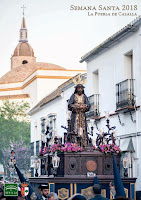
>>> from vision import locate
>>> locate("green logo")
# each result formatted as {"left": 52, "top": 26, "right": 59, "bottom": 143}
{"left": 4, "top": 183, "right": 18, "bottom": 196}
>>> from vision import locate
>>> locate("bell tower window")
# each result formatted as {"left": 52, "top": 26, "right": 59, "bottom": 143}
{"left": 22, "top": 60, "right": 28, "bottom": 64}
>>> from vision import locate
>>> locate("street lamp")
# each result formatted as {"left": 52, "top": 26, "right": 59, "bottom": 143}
{"left": 52, "top": 152, "right": 60, "bottom": 176}
{"left": 123, "top": 153, "right": 129, "bottom": 177}
{"left": 34, "top": 158, "right": 40, "bottom": 177}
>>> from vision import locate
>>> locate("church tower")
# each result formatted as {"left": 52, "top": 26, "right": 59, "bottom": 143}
{"left": 11, "top": 17, "right": 36, "bottom": 69}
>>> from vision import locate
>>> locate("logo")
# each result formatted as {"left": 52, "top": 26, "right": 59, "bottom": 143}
{"left": 21, "top": 183, "right": 29, "bottom": 196}
{"left": 4, "top": 183, "right": 18, "bottom": 196}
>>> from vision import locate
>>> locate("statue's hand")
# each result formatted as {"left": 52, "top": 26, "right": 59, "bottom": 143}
{"left": 80, "top": 104, "right": 88, "bottom": 110}
{"left": 75, "top": 103, "right": 80, "bottom": 107}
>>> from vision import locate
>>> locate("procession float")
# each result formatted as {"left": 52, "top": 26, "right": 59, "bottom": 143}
{"left": 29, "top": 76, "right": 136, "bottom": 200}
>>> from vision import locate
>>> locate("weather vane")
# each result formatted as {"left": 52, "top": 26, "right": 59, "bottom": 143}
{"left": 21, "top": 5, "right": 26, "bottom": 16}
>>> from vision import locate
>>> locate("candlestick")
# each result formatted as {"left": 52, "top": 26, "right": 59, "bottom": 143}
{"left": 67, "top": 111, "right": 71, "bottom": 120}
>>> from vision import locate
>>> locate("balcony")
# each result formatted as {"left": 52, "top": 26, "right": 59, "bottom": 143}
{"left": 86, "top": 94, "right": 100, "bottom": 118}
{"left": 116, "top": 79, "right": 135, "bottom": 110}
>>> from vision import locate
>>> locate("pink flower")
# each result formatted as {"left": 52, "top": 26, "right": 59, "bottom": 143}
{"left": 72, "top": 147, "right": 75, "bottom": 152}
{"left": 67, "top": 146, "right": 72, "bottom": 152}
{"left": 80, "top": 147, "right": 83, "bottom": 151}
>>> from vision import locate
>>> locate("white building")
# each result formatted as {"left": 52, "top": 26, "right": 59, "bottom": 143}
{"left": 0, "top": 17, "right": 85, "bottom": 108}
{"left": 80, "top": 16, "right": 141, "bottom": 191}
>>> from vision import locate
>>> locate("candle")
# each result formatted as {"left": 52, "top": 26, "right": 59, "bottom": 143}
{"left": 47, "top": 118, "right": 49, "bottom": 126}
{"left": 90, "top": 119, "right": 93, "bottom": 127}
{"left": 113, "top": 130, "right": 116, "bottom": 137}
{"left": 80, "top": 127, "right": 83, "bottom": 136}
{"left": 54, "top": 129, "right": 57, "bottom": 136}
{"left": 100, "top": 128, "right": 103, "bottom": 135}
{"left": 94, "top": 105, "right": 97, "bottom": 110}
{"left": 117, "top": 139, "right": 120, "bottom": 146}
{"left": 105, "top": 111, "right": 109, "bottom": 120}
{"left": 44, "top": 134, "right": 46, "bottom": 143}
{"left": 41, "top": 134, "right": 43, "bottom": 141}
{"left": 52, "top": 137, "right": 54, "bottom": 145}
{"left": 67, "top": 111, "right": 71, "bottom": 120}
{"left": 93, "top": 139, "right": 95, "bottom": 146}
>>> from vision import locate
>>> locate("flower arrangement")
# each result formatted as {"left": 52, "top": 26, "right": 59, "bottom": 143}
{"left": 98, "top": 143, "right": 121, "bottom": 154}
{"left": 39, "top": 142, "right": 120, "bottom": 156}
{"left": 39, "top": 142, "right": 83, "bottom": 156}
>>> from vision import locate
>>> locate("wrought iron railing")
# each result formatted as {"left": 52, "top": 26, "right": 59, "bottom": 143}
{"left": 86, "top": 94, "right": 100, "bottom": 118}
{"left": 116, "top": 79, "right": 135, "bottom": 109}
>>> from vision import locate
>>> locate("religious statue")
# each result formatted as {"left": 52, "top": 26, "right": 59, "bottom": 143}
{"left": 68, "top": 75, "right": 91, "bottom": 147}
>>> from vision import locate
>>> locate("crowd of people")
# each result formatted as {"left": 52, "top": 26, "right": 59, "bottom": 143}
{"left": 0, "top": 177, "right": 132, "bottom": 200}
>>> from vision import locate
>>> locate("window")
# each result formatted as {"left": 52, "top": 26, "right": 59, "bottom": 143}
{"left": 92, "top": 70, "right": 99, "bottom": 94}
{"left": 22, "top": 60, "right": 28, "bottom": 64}
{"left": 36, "top": 141, "right": 40, "bottom": 155}
{"left": 124, "top": 51, "right": 133, "bottom": 80}
{"left": 48, "top": 113, "right": 57, "bottom": 136}
{"left": 31, "top": 142, "right": 34, "bottom": 156}
{"left": 116, "top": 51, "right": 135, "bottom": 109}
{"left": 41, "top": 118, "right": 46, "bottom": 134}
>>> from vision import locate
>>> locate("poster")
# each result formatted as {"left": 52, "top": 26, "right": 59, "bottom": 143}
{"left": 0, "top": 0, "right": 141, "bottom": 196}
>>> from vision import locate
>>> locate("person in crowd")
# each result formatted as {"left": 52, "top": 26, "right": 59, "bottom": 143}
{"left": 113, "top": 198, "right": 132, "bottom": 200}
{"left": 47, "top": 192, "right": 58, "bottom": 200}
{"left": 38, "top": 184, "right": 49, "bottom": 200}
{"left": 68, "top": 193, "right": 86, "bottom": 200}
{"left": 89, "top": 184, "right": 109, "bottom": 200}
{"left": 0, "top": 187, "right": 5, "bottom": 200}
{"left": 0, "top": 177, "right": 4, "bottom": 188}
{"left": 14, "top": 178, "right": 18, "bottom": 183}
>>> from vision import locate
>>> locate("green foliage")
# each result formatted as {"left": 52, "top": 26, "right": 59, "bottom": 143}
{"left": 0, "top": 100, "right": 30, "bottom": 172}
{"left": 0, "top": 100, "right": 30, "bottom": 120}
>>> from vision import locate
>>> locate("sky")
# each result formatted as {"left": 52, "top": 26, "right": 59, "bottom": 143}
{"left": 0, "top": 0, "right": 141, "bottom": 77}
